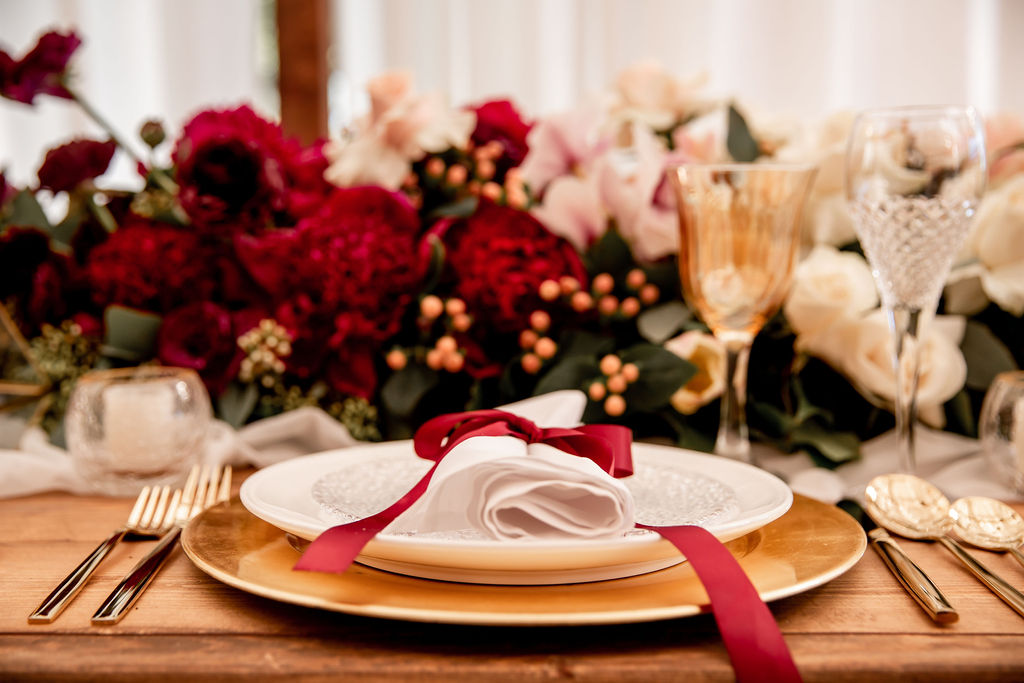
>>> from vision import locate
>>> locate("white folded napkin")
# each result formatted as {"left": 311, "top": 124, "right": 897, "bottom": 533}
{"left": 387, "top": 436, "right": 636, "bottom": 540}
{"left": 385, "top": 390, "right": 637, "bottom": 541}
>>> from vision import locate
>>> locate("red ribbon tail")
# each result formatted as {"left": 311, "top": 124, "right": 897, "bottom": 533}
{"left": 638, "top": 523, "right": 802, "bottom": 683}
{"left": 293, "top": 522, "right": 382, "bottom": 573}
{"left": 295, "top": 462, "right": 441, "bottom": 574}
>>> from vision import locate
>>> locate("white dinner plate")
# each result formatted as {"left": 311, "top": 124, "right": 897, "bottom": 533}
{"left": 240, "top": 441, "right": 792, "bottom": 585}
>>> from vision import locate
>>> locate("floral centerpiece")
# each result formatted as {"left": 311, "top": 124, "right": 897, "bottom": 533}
{"left": 1, "top": 30, "right": 1022, "bottom": 466}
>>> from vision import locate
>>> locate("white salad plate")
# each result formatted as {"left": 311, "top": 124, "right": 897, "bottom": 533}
{"left": 239, "top": 441, "right": 793, "bottom": 585}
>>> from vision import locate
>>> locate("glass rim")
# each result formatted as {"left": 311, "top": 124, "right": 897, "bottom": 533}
{"left": 852, "top": 104, "right": 981, "bottom": 120}
{"left": 670, "top": 162, "right": 818, "bottom": 173}
{"left": 75, "top": 366, "right": 201, "bottom": 384}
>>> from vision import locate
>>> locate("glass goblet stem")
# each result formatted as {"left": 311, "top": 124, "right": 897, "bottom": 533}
{"left": 888, "top": 306, "right": 923, "bottom": 474}
{"left": 715, "top": 341, "right": 753, "bottom": 464}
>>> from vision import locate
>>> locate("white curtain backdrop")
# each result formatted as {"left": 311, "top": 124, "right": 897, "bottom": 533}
{"left": 1, "top": 0, "right": 1022, "bottom": 187}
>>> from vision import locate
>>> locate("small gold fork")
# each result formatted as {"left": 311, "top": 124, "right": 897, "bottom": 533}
{"left": 29, "top": 484, "right": 180, "bottom": 623}
{"left": 91, "top": 464, "right": 232, "bottom": 624}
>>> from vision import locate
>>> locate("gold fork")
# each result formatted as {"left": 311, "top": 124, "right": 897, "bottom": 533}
{"left": 91, "top": 464, "right": 232, "bottom": 624}
{"left": 29, "top": 484, "right": 179, "bottom": 623}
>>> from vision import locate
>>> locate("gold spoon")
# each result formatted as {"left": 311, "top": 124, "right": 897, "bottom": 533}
{"left": 949, "top": 496, "right": 1024, "bottom": 569}
{"left": 865, "top": 473, "right": 1024, "bottom": 618}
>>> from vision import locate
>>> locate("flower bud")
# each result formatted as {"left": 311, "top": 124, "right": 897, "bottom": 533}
{"left": 139, "top": 119, "right": 166, "bottom": 148}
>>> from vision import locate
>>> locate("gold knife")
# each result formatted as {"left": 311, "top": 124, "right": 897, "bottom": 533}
{"left": 838, "top": 499, "right": 958, "bottom": 624}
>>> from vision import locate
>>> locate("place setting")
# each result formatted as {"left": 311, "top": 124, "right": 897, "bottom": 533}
{"left": 3, "top": 14, "right": 1024, "bottom": 682}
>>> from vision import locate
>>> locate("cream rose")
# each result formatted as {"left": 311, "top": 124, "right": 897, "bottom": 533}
{"left": 664, "top": 331, "right": 727, "bottom": 415}
{"left": 775, "top": 111, "right": 858, "bottom": 246}
{"left": 804, "top": 311, "right": 967, "bottom": 427}
{"left": 783, "top": 245, "right": 878, "bottom": 348}
{"left": 611, "top": 61, "right": 707, "bottom": 131}
{"left": 324, "top": 72, "right": 475, "bottom": 190}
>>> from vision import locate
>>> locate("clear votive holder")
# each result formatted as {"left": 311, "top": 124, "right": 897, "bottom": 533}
{"left": 65, "top": 367, "right": 212, "bottom": 496}
{"left": 979, "top": 371, "right": 1024, "bottom": 496}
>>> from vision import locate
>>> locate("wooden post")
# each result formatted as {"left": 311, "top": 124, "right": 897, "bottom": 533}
{"left": 275, "top": 0, "right": 330, "bottom": 143}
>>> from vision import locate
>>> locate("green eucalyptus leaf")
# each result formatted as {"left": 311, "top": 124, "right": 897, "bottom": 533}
{"left": 637, "top": 301, "right": 691, "bottom": 344}
{"left": 381, "top": 364, "right": 440, "bottom": 417}
{"left": 620, "top": 344, "right": 696, "bottom": 411}
{"left": 583, "top": 227, "right": 633, "bottom": 276}
{"left": 961, "top": 320, "right": 1018, "bottom": 390}
{"left": 534, "top": 356, "right": 600, "bottom": 396}
{"left": 944, "top": 389, "right": 977, "bottom": 438}
{"left": 7, "top": 189, "right": 52, "bottom": 232}
{"left": 428, "top": 196, "right": 478, "bottom": 220}
{"left": 101, "top": 306, "right": 163, "bottom": 361}
{"left": 727, "top": 104, "right": 760, "bottom": 163}
{"left": 791, "top": 420, "right": 860, "bottom": 465}
{"left": 217, "top": 382, "right": 259, "bottom": 429}
{"left": 557, "top": 330, "right": 616, "bottom": 359}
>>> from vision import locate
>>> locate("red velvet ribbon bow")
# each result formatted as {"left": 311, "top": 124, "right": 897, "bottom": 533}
{"left": 294, "top": 409, "right": 800, "bottom": 683}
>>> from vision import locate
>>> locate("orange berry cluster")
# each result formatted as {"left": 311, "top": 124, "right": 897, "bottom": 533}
{"left": 386, "top": 295, "right": 472, "bottom": 374}
{"left": 538, "top": 269, "right": 660, "bottom": 320}
{"left": 587, "top": 354, "right": 640, "bottom": 417}
{"left": 419, "top": 141, "right": 529, "bottom": 209}
{"left": 519, "top": 309, "right": 558, "bottom": 375}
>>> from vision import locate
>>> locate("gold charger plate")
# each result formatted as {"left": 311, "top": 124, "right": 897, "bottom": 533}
{"left": 181, "top": 494, "right": 865, "bottom": 626}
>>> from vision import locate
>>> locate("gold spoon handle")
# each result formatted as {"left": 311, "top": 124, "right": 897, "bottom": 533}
{"left": 1011, "top": 547, "right": 1024, "bottom": 570}
{"left": 936, "top": 536, "right": 1024, "bottom": 617}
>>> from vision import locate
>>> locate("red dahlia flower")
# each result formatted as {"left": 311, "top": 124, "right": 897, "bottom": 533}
{"left": 84, "top": 220, "right": 216, "bottom": 313}
{"left": 235, "top": 186, "right": 425, "bottom": 397}
{"left": 173, "top": 105, "right": 329, "bottom": 233}
{"left": 431, "top": 200, "right": 587, "bottom": 335}
{"left": 37, "top": 138, "right": 116, "bottom": 192}
{"left": 0, "top": 30, "right": 80, "bottom": 105}
{"left": 157, "top": 301, "right": 252, "bottom": 395}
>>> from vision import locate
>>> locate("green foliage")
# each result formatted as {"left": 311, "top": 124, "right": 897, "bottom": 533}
{"left": 961, "top": 320, "right": 1018, "bottom": 390}
{"left": 381, "top": 363, "right": 440, "bottom": 418}
{"left": 101, "top": 306, "right": 162, "bottom": 362}
{"left": 726, "top": 104, "right": 760, "bottom": 162}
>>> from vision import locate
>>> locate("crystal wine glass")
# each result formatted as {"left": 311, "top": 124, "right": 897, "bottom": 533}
{"left": 671, "top": 164, "right": 817, "bottom": 463}
{"left": 846, "top": 106, "right": 987, "bottom": 473}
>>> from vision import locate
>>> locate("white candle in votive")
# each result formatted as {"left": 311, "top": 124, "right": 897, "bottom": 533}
{"left": 102, "top": 382, "right": 177, "bottom": 472}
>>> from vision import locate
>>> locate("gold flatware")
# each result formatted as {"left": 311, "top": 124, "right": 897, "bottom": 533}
{"left": 91, "top": 464, "right": 231, "bottom": 624}
{"left": 838, "top": 499, "right": 957, "bottom": 623}
{"left": 29, "top": 484, "right": 178, "bottom": 623}
{"left": 866, "top": 473, "right": 1024, "bottom": 618}
{"left": 949, "top": 496, "right": 1024, "bottom": 569}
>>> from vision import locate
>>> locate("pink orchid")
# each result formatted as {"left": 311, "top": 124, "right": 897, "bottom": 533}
{"left": 518, "top": 102, "right": 611, "bottom": 196}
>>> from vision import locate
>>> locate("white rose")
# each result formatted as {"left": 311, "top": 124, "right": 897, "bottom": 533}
{"left": 805, "top": 311, "right": 967, "bottom": 427}
{"left": 611, "top": 61, "right": 707, "bottom": 130}
{"left": 955, "top": 174, "right": 1024, "bottom": 315}
{"left": 775, "top": 111, "right": 858, "bottom": 246}
{"left": 664, "top": 331, "right": 727, "bottom": 415}
{"left": 784, "top": 245, "right": 877, "bottom": 349}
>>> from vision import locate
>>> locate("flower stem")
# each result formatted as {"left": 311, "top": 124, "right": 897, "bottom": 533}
{"left": 62, "top": 81, "right": 179, "bottom": 195}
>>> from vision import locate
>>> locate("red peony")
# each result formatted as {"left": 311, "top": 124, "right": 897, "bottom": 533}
{"left": 172, "top": 105, "right": 329, "bottom": 233}
{"left": 0, "top": 227, "right": 80, "bottom": 331}
{"left": 37, "top": 138, "right": 116, "bottom": 192}
{"left": 84, "top": 219, "right": 216, "bottom": 313}
{"left": 470, "top": 99, "right": 532, "bottom": 168}
{"left": 0, "top": 30, "right": 80, "bottom": 104}
{"left": 157, "top": 301, "right": 246, "bottom": 395}
{"left": 431, "top": 200, "right": 587, "bottom": 335}
{"left": 236, "top": 186, "right": 426, "bottom": 397}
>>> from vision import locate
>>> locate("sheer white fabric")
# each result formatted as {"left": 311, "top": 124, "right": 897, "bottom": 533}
{"left": 1, "top": 0, "right": 1021, "bottom": 186}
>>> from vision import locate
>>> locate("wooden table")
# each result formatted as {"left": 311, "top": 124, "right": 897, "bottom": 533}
{"left": 3, "top": 472, "right": 1024, "bottom": 682}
